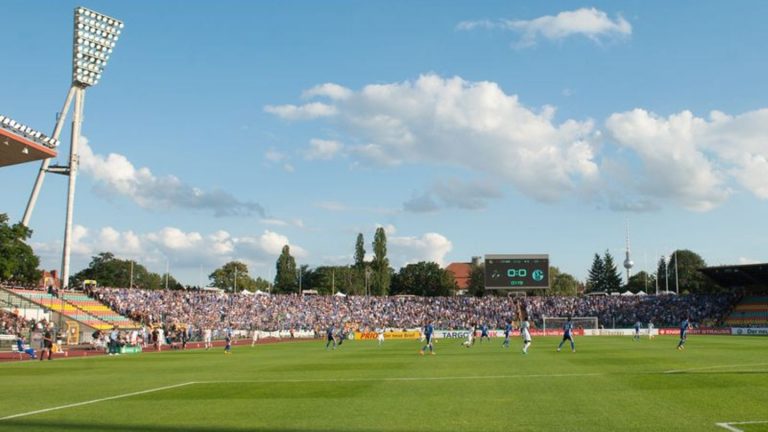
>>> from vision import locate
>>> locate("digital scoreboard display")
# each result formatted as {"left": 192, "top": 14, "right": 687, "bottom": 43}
{"left": 484, "top": 254, "right": 550, "bottom": 289}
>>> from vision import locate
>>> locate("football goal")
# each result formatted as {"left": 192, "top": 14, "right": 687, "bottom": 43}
{"left": 542, "top": 316, "right": 598, "bottom": 332}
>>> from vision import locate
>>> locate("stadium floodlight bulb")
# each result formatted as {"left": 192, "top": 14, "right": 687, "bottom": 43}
{"left": 72, "top": 6, "right": 123, "bottom": 88}
{"left": 0, "top": 113, "right": 60, "bottom": 149}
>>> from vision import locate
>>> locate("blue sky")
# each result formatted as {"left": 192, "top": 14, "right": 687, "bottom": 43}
{"left": 1, "top": 1, "right": 767, "bottom": 287}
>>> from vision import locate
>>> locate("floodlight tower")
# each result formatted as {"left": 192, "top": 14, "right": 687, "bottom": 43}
{"left": 22, "top": 7, "right": 124, "bottom": 288}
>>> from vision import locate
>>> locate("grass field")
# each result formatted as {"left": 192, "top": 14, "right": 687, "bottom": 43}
{"left": 0, "top": 335, "right": 766, "bottom": 432}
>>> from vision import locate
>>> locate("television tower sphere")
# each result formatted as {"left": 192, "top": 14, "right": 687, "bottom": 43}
{"left": 623, "top": 256, "right": 634, "bottom": 271}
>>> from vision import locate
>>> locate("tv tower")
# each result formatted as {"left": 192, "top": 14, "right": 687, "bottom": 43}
{"left": 623, "top": 224, "right": 634, "bottom": 284}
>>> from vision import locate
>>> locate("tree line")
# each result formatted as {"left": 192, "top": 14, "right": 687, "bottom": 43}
{"left": 0, "top": 212, "right": 727, "bottom": 295}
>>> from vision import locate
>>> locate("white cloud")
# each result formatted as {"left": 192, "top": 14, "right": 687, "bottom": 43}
{"left": 404, "top": 178, "right": 502, "bottom": 212}
{"left": 302, "top": 83, "right": 353, "bottom": 101}
{"left": 265, "top": 149, "right": 286, "bottom": 162}
{"left": 264, "top": 102, "right": 337, "bottom": 120}
{"left": 37, "top": 225, "right": 307, "bottom": 282}
{"left": 458, "top": 8, "right": 632, "bottom": 48}
{"left": 304, "top": 139, "right": 344, "bottom": 160}
{"left": 79, "top": 138, "right": 264, "bottom": 217}
{"left": 389, "top": 232, "right": 453, "bottom": 267}
{"left": 267, "top": 74, "right": 599, "bottom": 203}
{"left": 603, "top": 108, "right": 768, "bottom": 211}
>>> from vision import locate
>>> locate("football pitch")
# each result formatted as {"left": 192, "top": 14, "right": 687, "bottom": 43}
{"left": 1, "top": 336, "right": 766, "bottom": 432}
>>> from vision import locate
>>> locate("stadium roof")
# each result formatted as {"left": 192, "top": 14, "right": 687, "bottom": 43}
{"left": 700, "top": 263, "right": 768, "bottom": 289}
{"left": 0, "top": 119, "right": 57, "bottom": 168}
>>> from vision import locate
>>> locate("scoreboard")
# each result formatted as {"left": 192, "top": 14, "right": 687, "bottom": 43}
{"left": 484, "top": 254, "right": 549, "bottom": 289}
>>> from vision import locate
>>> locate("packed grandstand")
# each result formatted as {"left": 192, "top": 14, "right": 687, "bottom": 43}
{"left": 0, "top": 283, "right": 752, "bottom": 341}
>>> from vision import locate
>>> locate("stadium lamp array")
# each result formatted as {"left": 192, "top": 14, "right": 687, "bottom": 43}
{"left": 73, "top": 7, "right": 123, "bottom": 87}
{"left": 0, "top": 115, "right": 60, "bottom": 149}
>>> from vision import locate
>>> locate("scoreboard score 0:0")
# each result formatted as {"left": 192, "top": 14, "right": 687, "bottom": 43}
{"left": 484, "top": 254, "right": 550, "bottom": 289}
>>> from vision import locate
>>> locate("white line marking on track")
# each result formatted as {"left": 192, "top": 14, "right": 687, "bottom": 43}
{"left": 716, "top": 421, "right": 768, "bottom": 432}
{"left": 665, "top": 362, "right": 768, "bottom": 374}
{"left": 0, "top": 382, "right": 196, "bottom": 421}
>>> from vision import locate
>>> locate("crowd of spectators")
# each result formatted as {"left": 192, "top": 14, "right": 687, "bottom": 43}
{"left": 92, "top": 288, "right": 739, "bottom": 333}
{"left": 0, "top": 308, "right": 54, "bottom": 336}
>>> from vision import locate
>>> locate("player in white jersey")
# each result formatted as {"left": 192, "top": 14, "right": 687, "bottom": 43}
{"left": 463, "top": 324, "right": 475, "bottom": 347}
{"left": 647, "top": 322, "right": 655, "bottom": 340}
{"left": 377, "top": 328, "right": 385, "bottom": 346}
{"left": 204, "top": 328, "right": 212, "bottom": 350}
{"left": 251, "top": 329, "right": 260, "bottom": 347}
{"left": 521, "top": 320, "right": 532, "bottom": 354}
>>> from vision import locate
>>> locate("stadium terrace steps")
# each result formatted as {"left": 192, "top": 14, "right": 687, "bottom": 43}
{"left": 6, "top": 289, "right": 140, "bottom": 330}
{"left": 725, "top": 296, "right": 768, "bottom": 326}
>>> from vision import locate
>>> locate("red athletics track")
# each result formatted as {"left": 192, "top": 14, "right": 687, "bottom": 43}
{"left": 0, "top": 337, "right": 315, "bottom": 363}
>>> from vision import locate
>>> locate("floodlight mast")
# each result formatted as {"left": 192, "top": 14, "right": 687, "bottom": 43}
{"left": 21, "top": 7, "right": 123, "bottom": 289}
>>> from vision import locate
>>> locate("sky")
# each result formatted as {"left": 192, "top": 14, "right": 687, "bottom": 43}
{"left": 1, "top": 1, "right": 767, "bottom": 287}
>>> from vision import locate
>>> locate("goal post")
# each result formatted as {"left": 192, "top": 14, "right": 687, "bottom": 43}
{"left": 542, "top": 317, "right": 598, "bottom": 333}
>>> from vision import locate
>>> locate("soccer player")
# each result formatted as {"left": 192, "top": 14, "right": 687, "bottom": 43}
{"left": 648, "top": 321, "right": 655, "bottom": 340}
{"left": 203, "top": 328, "right": 212, "bottom": 350}
{"left": 633, "top": 320, "right": 642, "bottom": 341}
{"left": 376, "top": 328, "right": 385, "bottom": 346}
{"left": 224, "top": 326, "right": 233, "bottom": 354}
{"left": 419, "top": 321, "right": 435, "bottom": 355}
{"left": 502, "top": 320, "right": 513, "bottom": 348}
{"left": 480, "top": 323, "right": 490, "bottom": 343}
{"left": 463, "top": 324, "right": 475, "bottom": 347}
{"left": 676, "top": 317, "right": 690, "bottom": 350}
{"left": 557, "top": 317, "right": 576, "bottom": 352}
{"left": 325, "top": 324, "right": 336, "bottom": 350}
{"left": 251, "top": 329, "right": 260, "bottom": 347}
{"left": 521, "top": 320, "right": 532, "bottom": 354}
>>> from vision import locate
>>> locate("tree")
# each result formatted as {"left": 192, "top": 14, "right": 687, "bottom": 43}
{"left": 603, "top": 250, "right": 623, "bottom": 292}
{"left": 626, "top": 271, "right": 655, "bottom": 294}
{"left": 657, "top": 257, "right": 669, "bottom": 292}
{"left": 468, "top": 262, "right": 485, "bottom": 297}
{"left": 274, "top": 245, "right": 298, "bottom": 293}
{"left": 667, "top": 249, "right": 717, "bottom": 293}
{"left": 390, "top": 261, "right": 456, "bottom": 296}
{"left": 586, "top": 253, "right": 605, "bottom": 292}
{"left": 71, "top": 252, "right": 182, "bottom": 289}
{"left": 0, "top": 214, "right": 40, "bottom": 285}
{"left": 371, "top": 227, "right": 390, "bottom": 296}
{"left": 550, "top": 267, "right": 579, "bottom": 296}
{"left": 353, "top": 233, "right": 366, "bottom": 294}
{"left": 209, "top": 261, "right": 261, "bottom": 292}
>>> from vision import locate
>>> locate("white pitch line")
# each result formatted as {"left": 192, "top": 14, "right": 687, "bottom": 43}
{"left": 195, "top": 372, "right": 604, "bottom": 385}
{"left": 0, "top": 382, "right": 196, "bottom": 421}
{"left": 716, "top": 420, "right": 768, "bottom": 432}
{"left": 665, "top": 362, "right": 768, "bottom": 374}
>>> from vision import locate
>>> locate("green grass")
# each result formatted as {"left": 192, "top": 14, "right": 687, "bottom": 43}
{"left": 1, "top": 336, "right": 767, "bottom": 432}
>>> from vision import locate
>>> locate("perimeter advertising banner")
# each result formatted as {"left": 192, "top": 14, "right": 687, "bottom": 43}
{"left": 658, "top": 328, "right": 731, "bottom": 335}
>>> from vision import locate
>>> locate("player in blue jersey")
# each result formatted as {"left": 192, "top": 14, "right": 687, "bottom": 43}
{"left": 224, "top": 326, "right": 232, "bottom": 354}
{"left": 557, "top": 317, "right": 576, "bottom": 352}
{"left": 419, "top": 321, "right": 435, "bottom": 355}
{"left": 502, "top": 320, "right": 513, "bottom": 348}
{"left": 633, "top": 320, "right": 642, "bottom": 341}
{"left": 677, "top": 317, "right": 690, "bottom": 350}
{"left": 325, "top": 324, "right": 336, "bottom": 350}
{"left": 480, "top": 323, "right": 490, "bottom": 343}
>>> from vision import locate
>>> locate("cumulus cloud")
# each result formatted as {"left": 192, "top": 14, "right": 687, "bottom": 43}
{"left": 458, "top": 8, "right": 632, "bottom": 48}
{"left": 79, "top": 138, "right": 264, "bottom": 217}
{"left": 389, "top": 232, "right": 453, "bottom": 267}
{"left": 37, "top": 224, "right": 307, "bottom": 279}
{"left": 304, "top": 139, "right": 344, "bottom": 160}
{"left": 604, "top": 108, "right": 768, "bottom": 211}
{"left": 404, "top": 178, "right": 503, "bottom": 212}
{"left": 266, "top": 74, "right": 599, "bottom": 203}
{"left": 264, "top": 102, "right": 337, "bottom": 120}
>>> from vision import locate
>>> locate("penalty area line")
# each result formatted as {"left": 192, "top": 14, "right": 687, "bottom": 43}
{"left": 195, "top": 372, "right": 605, "bottom": 385}
{"left": 716, "top": 421, "right": 768, "bottom": 432}
{"left": 0, "top": 382, "right": 197, "bottom": 421}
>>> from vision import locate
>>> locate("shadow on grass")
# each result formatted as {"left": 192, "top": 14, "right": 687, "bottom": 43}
{"left": 0, "top": 420, "right": 380, "bottom": 432}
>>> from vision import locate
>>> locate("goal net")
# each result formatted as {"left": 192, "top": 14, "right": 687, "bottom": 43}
{"left": 542, "top": 317, "right": 598, "bottom": 332}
